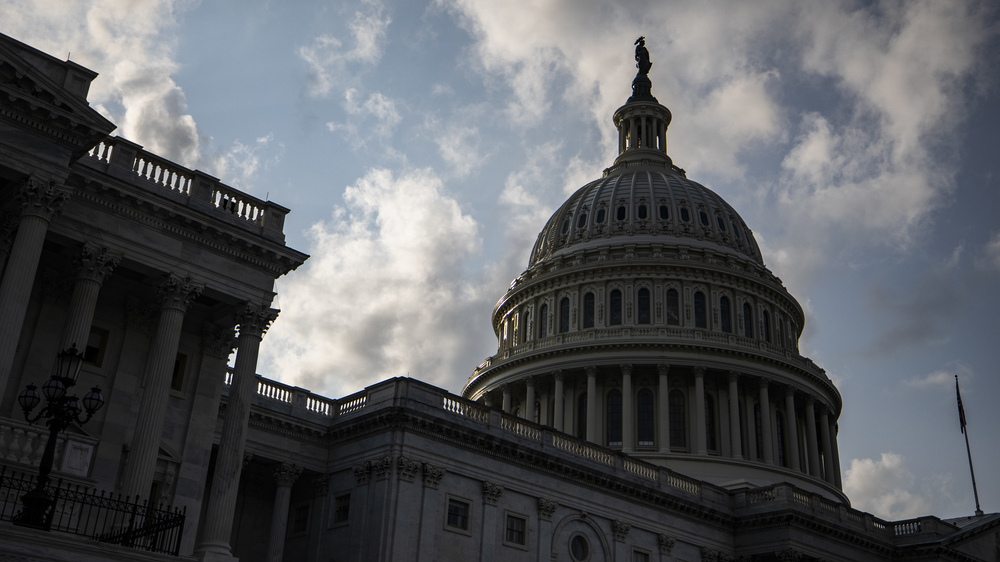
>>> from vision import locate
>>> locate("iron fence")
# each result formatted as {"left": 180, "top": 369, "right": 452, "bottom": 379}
{"left": 0, "top": 465, "right": 185, "bottom": 555}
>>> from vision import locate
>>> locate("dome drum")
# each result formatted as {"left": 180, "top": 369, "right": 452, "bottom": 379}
{"left": 613, "top": 102, "right": 673, "bottom": 166}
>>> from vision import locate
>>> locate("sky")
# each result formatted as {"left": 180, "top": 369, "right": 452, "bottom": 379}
{"left": 2, "top": 0, "right": 998, "bottom": 522}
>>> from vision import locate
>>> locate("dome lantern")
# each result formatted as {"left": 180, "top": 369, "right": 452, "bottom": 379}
{"left": 608, "top": 37, "right": 674, "bottom": 175}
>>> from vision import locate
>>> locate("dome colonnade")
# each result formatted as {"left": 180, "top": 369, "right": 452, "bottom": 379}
{"left": 464, "top": 39, "right": 845, "bottom": 502}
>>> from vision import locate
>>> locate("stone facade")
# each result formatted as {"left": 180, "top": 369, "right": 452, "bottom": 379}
{"left": 0, "top": 31, "right": 997, "bottom": 562}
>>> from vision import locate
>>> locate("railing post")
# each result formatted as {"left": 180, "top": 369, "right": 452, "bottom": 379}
{"left": 189, "top": 170, "right": 220, "bottom": 213}
{"left": 262, "top": 201, "right": 289, "bottom": 242}
{"left": 107, "top": 137, "right": 142, "bottom": 180}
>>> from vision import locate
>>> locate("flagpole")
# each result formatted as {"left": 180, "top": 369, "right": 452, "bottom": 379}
{"left": 956, "top": 375, "right": 983, "bottom": 516}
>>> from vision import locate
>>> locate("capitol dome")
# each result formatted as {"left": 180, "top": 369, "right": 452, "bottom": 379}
{"left": 464, "top": 39, "right": 847, "bottom": 503}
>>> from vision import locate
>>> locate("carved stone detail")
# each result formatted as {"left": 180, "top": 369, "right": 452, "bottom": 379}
{"left": 158, "top": 273, "right": 203, "bottom": 312}
{"left": 482, "top": 481, "right": 504, "bottom": 506}
{"left": 273, "top": 462, "right": 302, "bottom": 487}
{"left": 17, "top": 177, "right": 70, "bottom": 221}
{"left": 702, "top": 547, "right": 720, "bottom": 562}
{"left": 775, "top": 549, "right": 801, "bottom": 562}
{"left": 371, "top": 455, "right": 393, "bottom": 480}
{"left": 311, "top": 474, "right": 330, "bottom": 497}
{"left": 658, "top": 534, "right": 676, "bottom": 554}
{"left": 422, "top": 462, "right": 444, "bottom": 489}
{"left": 235, "top": 301, "right": 278, "bottom": 339}
{"left": 613, "top": 519, "right": 631, "bottom": 542}
{"left": 202, "top": 322, "right": 237, "bottom": 358}
{"left": 0, "top": 214, "right": 19, "bottom": 254}
{"left": 398, "top": 456, "right": 420, "bottom": 482}
{"left": 353, "top": 461, "right": 372, "bottom": 485}
{"left": 538, "top": 497, "right": 557, "bottom": 521}
{"left": 74, "top": 243, "right": 120, "bottom": 284}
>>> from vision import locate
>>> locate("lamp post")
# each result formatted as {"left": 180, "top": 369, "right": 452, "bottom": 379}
{"left": 14, "top": 344, "right": 105, "bottom": 529}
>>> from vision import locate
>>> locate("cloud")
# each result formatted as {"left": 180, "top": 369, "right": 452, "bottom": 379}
{"left": 844, "top": 453, "right": 932, "bottom": 520}
{"left": 863, "top": 269, "right": 960, "bottom": 355}
{"left": 209, "top": 134, "right": 281, "bottom": 194}
{"left": 297, "top": 0, "right": 390, "bottom": 98}
{"left": 326, "top": 89, "right": 403, "bottom": 145}
{"left": 428, "top": 112, "right": 487, "bottom": 178}
{"left": 905, "top": 360, "right": 972, "bottom": 388}
{"left": 975, "top": 232, "right": 1000, "bottom": 271}
{"left": 260, "top": 167, "right": 495, "bottom": 397}
{"left": 1, "top": 0, "right": 202, "bottom": 165}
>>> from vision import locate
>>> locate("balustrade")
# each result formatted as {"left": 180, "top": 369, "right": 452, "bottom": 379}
{"left": 0, "top": 418, "right": 96, "bottom": 477}
{"left": 622, "top": 457, "right": 658, "bottom": 481}
{"left": 499, "top": 414, "right": 542, "bottom": 441}
{"left": 666, "top": 472, "right": 701, "bottom": 495}
{"left": 442, "top": 395, "right": 488, "bottom": 423}
{"left": 338, "top": 392, "right": 367, "bottom": 415}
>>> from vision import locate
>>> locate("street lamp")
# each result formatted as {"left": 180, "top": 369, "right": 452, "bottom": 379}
{"left": 14, "top": 344, "right": 104, "bottom": 529}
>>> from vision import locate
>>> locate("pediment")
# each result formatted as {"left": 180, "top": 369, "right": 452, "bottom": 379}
{"left": 0, "top": 32, "right": 116, "bottom": 160}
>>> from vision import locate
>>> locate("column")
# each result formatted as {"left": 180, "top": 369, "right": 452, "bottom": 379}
{"left": 758, "top": 378, "right": 774, "bottom": 464}
{"left": 60, "top": 244, "right": 121, "bottom": 351}
{"left": 585, "top": 366, "right": 597, "bottom": 443}
{"left": 0, "top": 214, "right": 18, "bottom": 278}
{"left": 553, "top": 371, "right": 564, "bottom": 432}
{"left": 197, "top": 302, "right": 278, "bottom": 560}
{"left": 727, "top": 372, "right": 742, "bottom": 459}
{"left": 502, "top": 384, "right": 512, "bottom": 414}
{"left": 266, "top": 463, "right": 302, "bottom": 562}
{"left": 524, "top": 376, "right": 535, "bottom": 422}
{"left": 119, "top": 274, "right": 203, "bottom": 500}
{"left": 831, "top": 421, "right": 843, "bottom": 489}
{"left": 694, "top": 367, "right": 707, "bottom": 455}
{"left": 745, "top": 390, "right": 758, "bottom": 460}
{"left": 819, "top": 405, "right": 835, "bottom": 485}
{"left": 621, "top": 365, "right": 633, "bottom": 453}
{"left": 657, "top": 364, "right": 670, "bottom": 453}
{"left": 784, "top": 387, "right": 801, "bottom": 471}
{"left": 0, "top": 178, "right": 69, "bottom": 401}
{"left": 804, "top": 397, "right": 820, "bottom": 477}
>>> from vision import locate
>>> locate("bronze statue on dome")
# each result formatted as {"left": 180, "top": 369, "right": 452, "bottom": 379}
{"left": 628, "top": 36, "right": 658, "bottom": 103}
{"left": 635, "top": 36, "right": 651, "bottom": 76}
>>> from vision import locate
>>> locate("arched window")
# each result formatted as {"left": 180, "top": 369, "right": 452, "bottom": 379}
{"left": 717, "top": 216, "right": 727, "bottom": 231}
{"left": 743, "top": 303, "right": 753, "bottom": 338}
{"left": 561, "top": 219, "right": 570, "bottom": 234}
{"left": 776, "top": 411, "right": 786, "bottom": 467}
{"left": 699, "top": 211, "right": 709, "bottom": 226}
{"left": 659, "top": 205, "right": 669, "bottom": 220}
{"left": 637, "top": 205, "right": 648, "bottom": 220}
{"left": 705, "top": 395, "right": 717, "bottom": 451}
{"left": 694, "top": 291, "right": 707, "bottom": 328}
{"left": 539, "top": 304, "right": 548, "bottom": 338}
{"left": 583, "top": 293, "right": 595, "bottom": 328}
{"left": 577, "top": 213, "right": 587, "bottom": 228}
{"left": 763, "top": 310, "right": 771, "bottom": 343}
{"left": 638, "top": 389, "right": 655, "bottom": 446}
{"left": 610, "top": 289, "right": 622, "bottom": 325}
{"left": 754, "top": 403, "right": 764, "bottom": 460}
{"left": 680, "top": 207, "right": 690, "bottom": 222}
{"left": 607, "top": 390, "right": 622, "bottom": 446}
{"left": 559, "top": 297, "right": 570, "bottom": 333}
{"left": 720, "top": 296, "right": 732, "bottom": 333}
{"left": 666, "top": 289, "right": 679, "bottom": 325}
{"left": 577, "top": 393, "right": 588, "bottom": 440}
{"left": 596, "top": 208, "right": 606, "bottom": 223}
{"left": 637, "top": 288, "right": 651, "bottom": 324}
{"left": 616, "top": 206, "right": 626, "bottom": 221}
{"left": 669, "top": 390, "right": 687, "bottom": 449}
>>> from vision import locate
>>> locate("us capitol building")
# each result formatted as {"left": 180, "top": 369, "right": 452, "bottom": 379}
{"left": 0, "top": 32, "right": 995, "bottom": 562}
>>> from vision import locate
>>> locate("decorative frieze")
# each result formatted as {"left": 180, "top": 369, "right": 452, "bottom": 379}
{"left": 775, "top": 549, "right": 802, "bottom": 562}
{"left": 482, "top": 481, "right": 504, "bottom": 506}
{"left": 538, "top": 497, "right": 557, "bottom": 521}
{"left": 372, "top": 455, "right": 393, "bottom": 480}
{"left": 612, "top": 519, "right": 631, "bottom": 542}
{"left": 658, "top": 534, "right": 676, "bottom": 554}
{"left": 398, "top": 456, "right": 420, "bottom": 482}
{"left": 353, "top": 461, "right": 372, "bottom": 485}
{"left": 422, "top": 462, "right": 444, "bottom": 489}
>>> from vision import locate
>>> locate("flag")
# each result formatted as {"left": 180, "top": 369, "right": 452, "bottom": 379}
{"left": 956, "top": 375, "right": 967, "bottom": 434}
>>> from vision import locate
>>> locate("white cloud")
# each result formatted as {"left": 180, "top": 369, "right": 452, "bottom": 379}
{"left": 260, "top": 167, "right": 494, "bottom": 397}
{"left": 1, "top": 0, "right": 202, "bottom": 165}
{"left": 297, "top": 0, "right": 390, "bottom": 98}
{"left": 326, "top": 89, "right": 402, "bottom": 144}
{"left": 976, "top": 232, "right": 1000, "bottom": 271}
{"left": 209, "top": 134, "right": 281, "bottom": 194}
{"left": 905, "top": 360, "right": 972, "bottom": 389}
{"left": 844, "top": 453, "right": 932, "bottom": 520}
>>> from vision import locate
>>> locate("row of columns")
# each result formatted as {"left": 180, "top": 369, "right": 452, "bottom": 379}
{"left": 0, "top": 177, "right": 282, "bottom": 560}
{"left": 497, "top": 365, "right": 843, "bottom": 488}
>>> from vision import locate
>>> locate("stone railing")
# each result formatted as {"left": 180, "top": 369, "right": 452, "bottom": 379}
{"left": 223, "top": 371, "right": 341, "bottom": 417}
{"left": 0, "top": 417, "right": 99, "bottom": 478}
{"left": 81, "top": 135, "right": 289, "bottom": 239}
{"left": 499, "top": 413, "right": 543, "bottom": 441}
{"left": 551, "top": 433, "right": 615, "bottom": 466}
{"left": 442, "top": 395, "right": 489, "bottom": 424}
{"left": 622, "top": 456, "right": 659, "bottom": 481}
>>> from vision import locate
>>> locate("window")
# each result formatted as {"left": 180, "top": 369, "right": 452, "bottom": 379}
{"left": 669, "top": 390, "right": 686, "bottom": 448}
{"left": 637, "top": 288, "right": 650, "bottom": 324}
{"left": 638, "top": 389, "right": 654, "bottom": 446}
{"left": 637, "top": 204, "right": 647, "bottom": 219}
{"left": 170, "top": 354, "right": 187, "bottom": 392}
{"left": 583, "top": 293, "right": 595, "bottom": 328}
{"left": 699, "top": 211, "right": 709, "bottom": 226}
{"left": 743, "top": 303, "right": 753, "bottom": 338}
{"left": 539, "top": 304, "right": 548, "bottom": 338}
{"left": 577, "top": 213, "right": 587, "bottom": 228}
{"left": 694, "top": 291, "right": 707, "bottom": 328}
{"left": 731, "top": 221, "right": 741, "bottom": 238}
{"left": 596, "top": 208, "right": 606, "bottom": 223}
{"left": 333, "top": 494, "right": 350, "bottom": 525}
{"left": 616, "top": 206, "right": 626, "bottom": 221}
{"left": 717, "top": 216, "right": 727, "bottom": 231}
{"left": 561, "top": 219, "right": 570, "bottom": 234}
{"left": 522, "top": 311, "right": 530, "bottom": 343}
{"left": 659, "top": 205, "right": 669, "bottom": 220}
{"left": 534, "top": 401, "right": 540, "bottom": 424}
{"left": 505, "top": 514, "right": 526, "bottom": 545}
{"left": 83, "top": 327, "right": 109, "bottom": 367}
{"left": 666, "top": 289, "right": 679, "bottom": 325}
{"left": 577, "top": 393, "right": 588, "bottom": 439}
{"left": 570, "top": 535, "right": 589, "bottom": 561}
{"left": 776, "top": 411, "right": 786, "bottom": 467}
{"left": 680, "top": 207, "right": 690, "bottom": 222}
{"left": 754, "top": 403, "right": 764, "bottom": 460}
{"left": 763, "top": 310, "right": 771, "bottom": 343}
{"left": 705, "top": 396, "right": 717, "bottom": 451}
{"left": 291, "top": 504, "right": 309, "bottom": 534}
{"left": 609, "top": 289, "right": 622, "bottom": 325}
{"left": 634, "top": 551, "right": 651, "bottom": 562}
{"left": 447, "top": 498, "right": 470, "bottom": 530}
{"left": 607, "top": 390, "right": 622, "bottom": 446}
{"left": 559, "top": 297, "right": 570, "bottom": 334}
{"left": 720, "top": 297, "right": 731, "bottom": 333}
